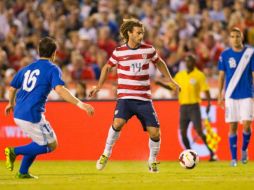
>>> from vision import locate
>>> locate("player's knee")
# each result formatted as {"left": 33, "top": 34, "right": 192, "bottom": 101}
{"left": 149, "top": 130, "right": 160, "bottom": 141}
{"left": 229, "top": 128, "right": 237, "bottom": 135}
{"left": 114, "top": 125, "right": 123, "bottom": 131}
{"left": 242, "top": 122, "right": 251, "bottom": 133}
{"left": 243, "top": 127, "right": 251, "bottom": 133}
{"left": 112, "top": 120, "right": 125, "bottom": 131}
{"left": 112, "top": 124, "right": 122, "bottom": 131}
{"left": 48, "top": 141, "right": 58, "bottom": 151}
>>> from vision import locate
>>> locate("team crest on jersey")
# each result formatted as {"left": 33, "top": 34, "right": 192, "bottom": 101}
{"left": 142, "top": 54, "right": 147, "bottom": 59}
{"left": 228, "top": 57, "right": 236, "bottom": 68}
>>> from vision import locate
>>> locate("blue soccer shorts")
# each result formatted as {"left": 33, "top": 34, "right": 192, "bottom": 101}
{"left": 113, "top": 99, "right": 160, "bottom": 131}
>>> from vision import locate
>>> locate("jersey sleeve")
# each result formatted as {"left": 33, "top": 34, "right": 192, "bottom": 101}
{"left": 10, "top": 70, "right": 23, "bottom": 89}
{"left": 218, "top": 53, "right": 225, "bottom": 71}
{"left": 150, "top": 46, "right": 160, "bottom": 64}
{"left": 108, "top": 50, "right": 118, "bottom": 67}
{"left": 49, "top": 66, "right": 65, "bottom": 89}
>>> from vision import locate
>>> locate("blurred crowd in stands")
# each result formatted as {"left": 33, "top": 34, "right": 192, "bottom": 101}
{"left": 1, "top": 0, "right": 254, "bottom": 100}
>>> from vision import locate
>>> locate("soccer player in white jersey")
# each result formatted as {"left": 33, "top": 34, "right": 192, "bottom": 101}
{"left": 4, "top": 37, "right": 94, "bottom": 178}
{"left": 218, "top": 27, "right": 254, "bottom": 167}
{"left": 89, "top": 19, "right": 180, "bottom": 172}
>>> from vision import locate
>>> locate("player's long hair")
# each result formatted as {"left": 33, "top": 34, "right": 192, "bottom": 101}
{"left": 120, "top": 18, "right": 144, "bottom": 43}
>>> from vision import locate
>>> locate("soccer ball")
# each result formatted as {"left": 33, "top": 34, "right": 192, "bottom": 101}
{"left": 179, "top": 149, "right": 199, "bottom": 169}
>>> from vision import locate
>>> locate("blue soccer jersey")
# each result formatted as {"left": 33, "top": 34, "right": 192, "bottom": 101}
{"left": 218, "top": 46, "right": 254, "bottom": 99}
{"left": 11, "top": 59, "right": 65, "bottom": 123}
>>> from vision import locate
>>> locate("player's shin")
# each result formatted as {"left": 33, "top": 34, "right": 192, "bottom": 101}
{"left": 14, "top": 142, "right": 51, "bottom": 156}
{"left": 103, "top": 126, "right": 120, "bottom": 157}
{"left": 19, "top": 155, "right": 36, "bottom": 174}
{"left": 242, "top": 131, "right": 251, "bottom": 151}
{"left": 148, "top": 138, "right": 161, "bottom": 163}
{"left": 229, "top": 134, "right": 237, "bottom": 160}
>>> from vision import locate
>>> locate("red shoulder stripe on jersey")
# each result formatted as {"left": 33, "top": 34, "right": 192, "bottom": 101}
{"left": 118, "top": 73, "right": 149, "bottom": 80}
{"left": 117, "top": 93, "right": 151, "bottom": 99}
{"left": 118, "top": 84, "right": 150, "bottom": 91}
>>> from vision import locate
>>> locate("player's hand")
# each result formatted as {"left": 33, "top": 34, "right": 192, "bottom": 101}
{"left": 169, "top": 82, "right": 181, "bottom": 94}
{"left": 217, "top": 93, "right": 224, "bottom": 109}
{"left": 77, "top": 102, "right": 95, "bottom": 116}
{"left": 175, "top": 84, "right": 181, "bottom": 93}
{"left": 5, "top": 103, "right": 14, "bottom": 116}
{"left": 88, "top": 86, "right": 100, "bottom": 98}
{"left": 83, "top": 103, "right": 95, "bottom": 116}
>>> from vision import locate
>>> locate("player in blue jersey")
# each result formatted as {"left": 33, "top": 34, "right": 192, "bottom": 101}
{"left": 4, "top": 37, "right": 94, "bottom": 178}
{"left": 218, "top": 27, "right": 254, "bottom": 167}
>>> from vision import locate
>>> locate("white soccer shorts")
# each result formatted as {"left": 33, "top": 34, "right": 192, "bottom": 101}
{"left": 225, "top": 98, "right": 253, "bottom": 123}
{"left": 14, "top": 115, "right": 57, "bottom": 146}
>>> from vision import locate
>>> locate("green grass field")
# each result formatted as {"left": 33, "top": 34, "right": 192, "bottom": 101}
{"left": 0, "top": 161, "right": 254, "bottom": 190}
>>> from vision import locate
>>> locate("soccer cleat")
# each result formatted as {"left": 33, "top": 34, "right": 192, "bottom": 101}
{"left": 4, "top": 147, "right": 16, "bottom": 171}
{"left": 241, "top": 150, "right": 248, "bottom": 164}
{"left": 16, "top": 172, "right": 38, "bottom": 179}
{"left": 96, "top": 154, "right": 108, "bottom": 170}
{"left": 148, "top": 161, "right": 160, "bottom": 173}
{"left": 230, "top": 159, "right": 237, "bottom": 167}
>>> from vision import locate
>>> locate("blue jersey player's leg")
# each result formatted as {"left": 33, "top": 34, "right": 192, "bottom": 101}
{"left": 240, "top": 98, "right": 253, "bottom": 164}
{"left": 5, "top": 117, "right": 57, "bottom": 178}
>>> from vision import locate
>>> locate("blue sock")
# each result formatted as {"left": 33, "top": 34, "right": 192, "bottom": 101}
{"left": 19, "top": 155, "right": 36, "bottom": 174}
{"left": 229, "top": 135, "right": 237, "bottom": 160}
{"left": 14, "top": 142, "right": 51, "bottom": 156}
{"left": 242, "top": 132, "right": 251, "bottom": 151}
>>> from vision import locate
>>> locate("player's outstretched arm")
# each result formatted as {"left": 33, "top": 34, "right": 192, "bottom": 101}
{"left": 156, "top": 58, "right": 181, "bottom": 93}
{"left": 55, "top": 85, "right": 94, "bottom": 116}
{"left": 89, "top": 63, "right": 112, "bottom": 98}
{"left": 5, "top": 87, "right": 17, "bottom": 116}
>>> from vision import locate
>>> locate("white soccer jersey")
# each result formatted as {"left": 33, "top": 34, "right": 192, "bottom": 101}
{"left": 108, "top": 43, "right": 159, "bottom": 101}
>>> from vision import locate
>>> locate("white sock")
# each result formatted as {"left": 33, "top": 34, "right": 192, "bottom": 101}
{"left": 103, "top": 126, "right": 120, "bottom": 157}
{"left": 148, "top": 138, "right": 161, "bottom": 163}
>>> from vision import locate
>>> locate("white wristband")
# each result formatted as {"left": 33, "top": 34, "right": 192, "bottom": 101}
{"left": 76, "top": 101, "right": 83, "bottom": 109}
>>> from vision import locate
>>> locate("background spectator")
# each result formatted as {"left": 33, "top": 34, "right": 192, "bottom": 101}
{"left": 0, "top": 0, "right": 253, "bottom": 100}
